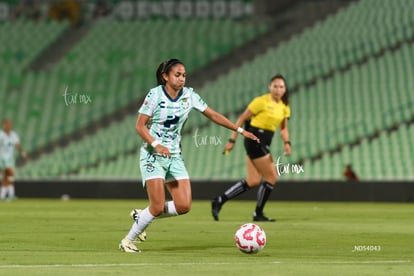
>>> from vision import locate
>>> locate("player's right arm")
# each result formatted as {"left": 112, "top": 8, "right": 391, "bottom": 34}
{"left": 225, "top": 108, "right": 254, "bottom": 153}
{"left": 16, "top": 143, "right": 28, "bottom": 160}
{"left": 136, "top": 114, "right": 171, "bottom": 157}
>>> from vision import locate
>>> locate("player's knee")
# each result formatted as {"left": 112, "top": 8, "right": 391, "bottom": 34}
{"left": 264, "top": 177, "right": 277, "bottom": 185}
{"left": 3, "top": 169, "right": 14, "bottom": 184}
{"left": 246, "top": 179, "right": 261, "bottom": 188}
{"left": 5, "top": 168, "right": 14, "bottom": 176}
{"left": 149, "top": 203, "right": 165, "bottom": 217}
{"left": 175, "top": 202, "right": 191, "bottom": 215}
{"left": 264, "top": 171, "right": 278, "bottom": 185}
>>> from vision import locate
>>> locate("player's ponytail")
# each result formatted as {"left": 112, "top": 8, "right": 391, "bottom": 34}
{"left": 156, "top": 62, "right": 166, "bottom": 85}
{"left": 270, "top": 74, "right": 289, "bottom": 106}
{"left": 155, "top": 58, "right": 184, "bottom": 86}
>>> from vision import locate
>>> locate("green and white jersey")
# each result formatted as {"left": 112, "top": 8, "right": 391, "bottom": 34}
{"left": 138, "top": 85, "right": 208, "bottom": 156}
{"left": 0, "top": 130, "right": 19, "bottom": 160}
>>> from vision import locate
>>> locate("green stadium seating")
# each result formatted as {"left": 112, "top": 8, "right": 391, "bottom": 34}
{"left": 16, "top": 0, "right": 414, "bottom": 180}
{"left": 1, "top": 18, "right": 267, "bottom": 153}
{"left": 195, "top": 0, "right": 414, "bottom": 119}
{"left": 0, "top": 20, "right": 68, "bottom": 71}
{"left": 291, "top": 124, "right": 414, "bottom": 180}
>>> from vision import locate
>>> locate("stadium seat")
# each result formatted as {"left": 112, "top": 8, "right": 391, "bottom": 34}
{"left": 2, "top": 18, "right": 267, "bottom": 155}
{"left": 16, "top": 0, "right": 414, "bottom": 180}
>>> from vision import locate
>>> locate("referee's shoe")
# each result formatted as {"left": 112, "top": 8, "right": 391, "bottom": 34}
{"left": 211, "top": 198, "right": 222, "bottom": 221}
{"left": 253, "top": 212, "right": 276, "bottom": 222}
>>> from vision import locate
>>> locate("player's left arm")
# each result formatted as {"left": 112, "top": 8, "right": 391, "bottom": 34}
{"left": 15, "top": 143, "right": 28, "bottom": 160}
{"left": 202, "top": 107, "right": 259, "bottom": 142}
{"left": 280, "top": 118, "right": 291, "bottom": 156}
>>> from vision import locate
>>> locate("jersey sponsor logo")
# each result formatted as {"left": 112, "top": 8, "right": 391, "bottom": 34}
{"left": 157, "top": 132, "right": 178, "bottom": 141}
{"left": 158, "top": 100, "right": 181, "bottom": 109}
{"left": 154, "top": 129, "right": 179, "bottom": 141}
{"left": 164, "top": 115, "right": 180, "bottom": 128}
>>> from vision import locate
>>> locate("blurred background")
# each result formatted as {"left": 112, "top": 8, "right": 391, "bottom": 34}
{"left": 1, "top": 0, "right": 413, "bottom": 199}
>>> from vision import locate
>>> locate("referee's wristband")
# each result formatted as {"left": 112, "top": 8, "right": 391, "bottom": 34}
{"left": 228, "top": 138, "right": 236, "bottom": 144}
{"left": 151, "top": 140, "right": 160, "bottom": 148}
{"left": 237, "top": 127, "right": 244, "bottom": 134}
{"left": 284, "top": 141, "right": 291, "bottom": 146}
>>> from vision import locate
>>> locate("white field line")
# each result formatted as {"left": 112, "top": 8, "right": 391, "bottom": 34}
{"left": 0, "top": 260, "right": 411, "bottom": 269}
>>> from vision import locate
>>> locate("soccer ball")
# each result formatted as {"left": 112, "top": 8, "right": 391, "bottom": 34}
{"left": 234, "top": 223, "right": 266, "bottom": 254}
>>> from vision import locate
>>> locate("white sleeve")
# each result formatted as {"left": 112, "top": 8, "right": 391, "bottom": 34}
{"left": 191, "top": 90, "right": 208, "bottom": 112}
{"left": 138, "top": 89, "right": 158, "bottom": 116}
{"left": 13, "top": 132, "right": 20, "bottom": 145}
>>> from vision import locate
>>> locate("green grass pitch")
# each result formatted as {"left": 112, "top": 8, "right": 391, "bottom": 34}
{"left": 0, "top": 199, "right": 413, "bottom": 275}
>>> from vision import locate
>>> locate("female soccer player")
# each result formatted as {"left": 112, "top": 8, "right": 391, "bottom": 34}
{"left": 0, "top": 119, "right": 28, "bottom": 201}
{"left": 211, "top": 74, "right": 291, "bottom": 222}
{"left": 119, "top": 59, "right": 259, "bottom": 252}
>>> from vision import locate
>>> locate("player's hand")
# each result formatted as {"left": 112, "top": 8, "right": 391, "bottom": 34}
{"left": 225, "top": 142, "right": 235, "bottom": 152}
{"left": 242, "top": 130, "right": 260, "bottom": 143}
{"left": 154, "top": 144, "right": 171, "bottom": 158}
{"left": 223, "top": 142, "right": 235, "bottom": 155}
{"left": 283, "top": 143, "right": 291, "bottom": 156}
{"left": 22, "top": 152, "right": 29, "bottom": 161}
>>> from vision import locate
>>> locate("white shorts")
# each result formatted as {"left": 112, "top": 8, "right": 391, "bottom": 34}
{"left": 0, "top": 156, "right": 15, "bottom": 170}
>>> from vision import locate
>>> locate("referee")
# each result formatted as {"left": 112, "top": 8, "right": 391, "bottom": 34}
{"left": 212, "top": 74, "right": 291, "bottom": 222}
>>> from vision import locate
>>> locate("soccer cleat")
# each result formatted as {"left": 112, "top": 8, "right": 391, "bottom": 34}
{"left": 211, "top": 198, "right": 222, "bottom": 221}
{"left": 130, "top": 209, "right": 141, "bottom": 221}
{"left": 119, "top": 238, "right": 141, "bottom": 253}
{"left": 253, "top": 212, "right": 276, "bottom": 222}
{"left": 129, "top": 209, "right": 147, "bottom": 242}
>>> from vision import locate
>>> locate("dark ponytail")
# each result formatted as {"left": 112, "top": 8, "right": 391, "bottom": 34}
{"left": 155, "top": 58, "right": 184, "bottom": 86}
{"left": 270, "top": 74, "right": 289, "bottom": 106}
{"left": 156, "top": 62, "right": 166, "bottom": 86}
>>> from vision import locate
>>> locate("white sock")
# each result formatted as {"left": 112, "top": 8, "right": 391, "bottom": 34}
{"left": 8, "top": 186, "right": 15, "bottom": 198}
{"left": 0, "top": 187, "right": 7, "bottom": 199}
{"left": 157, "top": 201, "right": 178, "bottom": 219}
{"left": 126, "top": 207, "right": 155, "bottom": 241}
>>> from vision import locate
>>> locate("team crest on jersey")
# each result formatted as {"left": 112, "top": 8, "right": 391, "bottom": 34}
{"left": 146, "top": 163, "right": 155, "bottom": 173}
{"left": 181, "top": 98, "right": 190, "bottom": 109}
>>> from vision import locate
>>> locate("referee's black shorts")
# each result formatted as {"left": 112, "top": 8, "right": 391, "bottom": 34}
{"left": 244, "top": 126, "right": 274, "bottom": 159}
